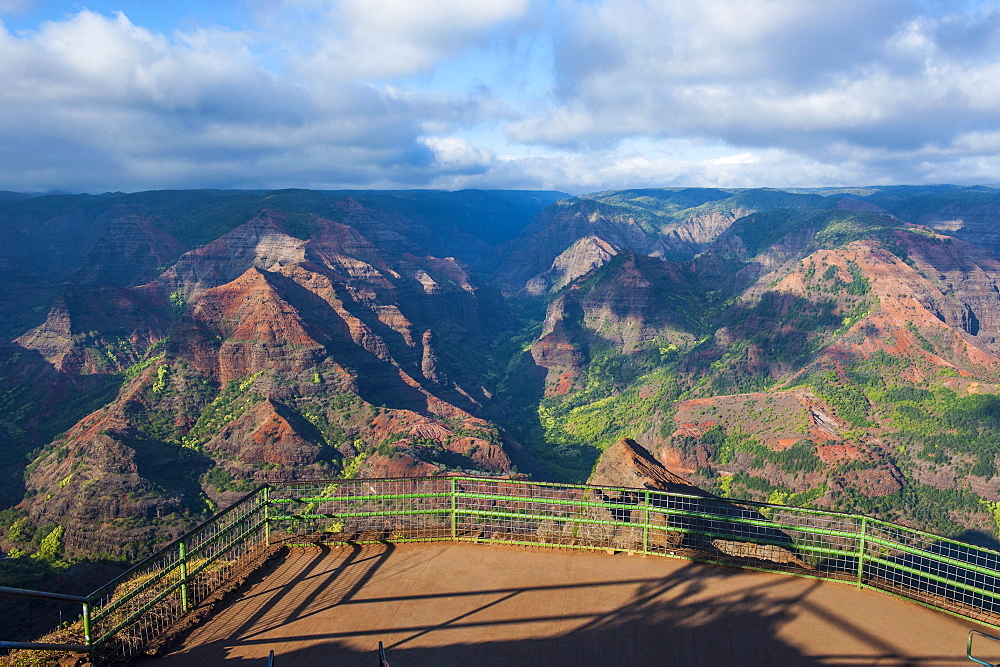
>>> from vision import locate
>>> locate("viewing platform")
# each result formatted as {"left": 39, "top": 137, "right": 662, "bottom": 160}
{"left": 145, "top": 541, "right": 996, "bottom": 665}
{"left": 8, "top": 475, "right": 1000, "bottom": 665}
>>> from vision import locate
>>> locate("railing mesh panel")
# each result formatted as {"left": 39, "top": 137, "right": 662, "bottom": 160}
{"left": 86, "top": 487, "right": 269, "bottom": 664}
{"left": 268, "top": 477, "right": 453, "bottom": 542}
{"left": 863, "top": 520, "right": 1000, "bottom": 626}
{"left": 449, "top": 479, "right": 861, "bottom": 579}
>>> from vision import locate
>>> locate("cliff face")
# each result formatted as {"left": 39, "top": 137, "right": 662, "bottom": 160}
{"left": 875, "top": 192, "right": 1000, "bottom": 257}
{"left": 8, "top": 191, "right": 554, "bottom": 558}
{"left": 498, "top": 188, "right": 1000, "bottom": 540}
{"left": 16, "top": 287, "right": 171, "bottom": 374}
{"left": 495, "top": 197, "right": 728, "bottom": 295}
{"left": 20, "top": 369, "right": 206, "bottom": 559}
{"left": 494, "top": 188, "right": 826, "bottom": 295}
{"left": 72, "top": 214, "right": 188, "bottom": 288}
{"left": 530, "top": 250, "right": 702, "bottom": 395}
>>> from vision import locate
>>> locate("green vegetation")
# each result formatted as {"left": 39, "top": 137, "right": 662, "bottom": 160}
{"left": 533, "top": 344, "right": 683, "bottom": 481}
{"left": 202, "top": 467, "right": 256, "bottom": 493}
{"left": 679, "top": 425, "right": 821, "bottom": 475}
{"left": 35, "top": 525, "right": 64, "bottom": 560}
{"left": 0, "top": 508, "right": 72, "bottom": 589}
{"left": 802, "top": 371, "right": 873, "bottom": 427}
{"left": 169, "top": 290, "right": 186, "bottom": 314}
{"left": 844, "top": 261, "right": 870, "bottom": 295}
{"left": 295, "top": 391, "right": 374, "bottom": 455}
{"left": 123, "top": 352, "right": 164, "bottom": 380}
{"left": 340, "top": 451, "right": 368, "bottom": 479}
{"left": 873, "top": 386, "right": 1000, "bottom": 478}
{"left": 181, "top": 373, "right": 263, "bottom": 450}
{"left": 836, "top": 483, "right": 985, "bottom": 538}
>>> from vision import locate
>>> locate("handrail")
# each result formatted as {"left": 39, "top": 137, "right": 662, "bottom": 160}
{"left": 0, "top": 586, "right": 89, "bottom": 603}
{"left": 0, "top": 585, "right": 93, "bottom": 659}
{"left": 0, "top": 640, "right": 90, "bottom": 652}
{"left": 968, "top": 630, "right": 1000, "bottom": 666}
{"left": 7, "top": 474, "right": 1000, "bottom": 665}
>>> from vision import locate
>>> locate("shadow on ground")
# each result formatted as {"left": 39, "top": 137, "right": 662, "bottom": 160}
{"left": 140, "top": 542, "right": 974, "bottom": 666}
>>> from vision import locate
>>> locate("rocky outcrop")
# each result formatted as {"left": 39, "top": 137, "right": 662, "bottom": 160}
{"left": 20, "top": 384, "right": 202, "bottom": 559}
{"left": 158, "top": 212, "right": 308, "bottom": 300}
{"left": 204, "top": 399, "right": 329, "bottom": 468}
{"left": 584, "top": 439, "right": 812, "bottom": 568}
{"left": 588, "top": 438, "right": 711, "bottom": 496}
{"left": 528, "top": 250, "right": 700, "bottom": 394}
{"left": 358, "top": 452, "right": 442, "bottom": 478}
{"left": 172, "top": 267, "right": 328, "bottom": 383}
{"left": 575, "top": 251, "right": 698, "bottom": 352}
{"left": 367, "top": 410, "right": 512, "bottom": 473}
{"left": 16, "top": 286, "right": 170, "bottom": 373}
{"left": 525, "top": 235, "right": 618, "bottom": 295}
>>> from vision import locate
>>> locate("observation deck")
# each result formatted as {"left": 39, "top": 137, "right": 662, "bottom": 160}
{"left": 7, "top": 475, "right": 1000, "bottom": 665}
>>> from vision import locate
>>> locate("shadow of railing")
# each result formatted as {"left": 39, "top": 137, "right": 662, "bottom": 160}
{"left": 141, "top": 546, "right": 976, "bottom": 665}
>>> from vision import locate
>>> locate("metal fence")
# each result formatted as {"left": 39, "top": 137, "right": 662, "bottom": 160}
{"left": 6, "top": 475, "right": 1000, "bottom": 664}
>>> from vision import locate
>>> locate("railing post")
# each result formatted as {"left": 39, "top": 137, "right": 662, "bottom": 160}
{"left": 856, "top": 515, "right": 867, "bottom": 589}
{"left": 178, "top": 540, "right": 190, "bottom": 613}
{"left": 263, "top": 485, "right": 271, "bottom": 546}
{"left": 643, "top": 490, "right": 650, "bottom": 554}
{"left": 451, "top": 477, "right": 458, "bottom": 540}
{"left": 82, "top": 600, "right": 93, "bottom": 662}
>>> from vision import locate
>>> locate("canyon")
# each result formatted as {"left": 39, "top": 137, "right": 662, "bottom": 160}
{"left": 4, "top": 185, "right": 1000, "bottom": 559}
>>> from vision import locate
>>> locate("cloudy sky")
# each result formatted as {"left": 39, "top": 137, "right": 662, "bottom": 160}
{"left": 2, "top": 0, "right": 999, "bottom": 193}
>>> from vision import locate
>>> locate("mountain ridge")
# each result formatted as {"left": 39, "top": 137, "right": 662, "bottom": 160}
{"left": 7, "top": 185, "right": 1000, "bottom": 559}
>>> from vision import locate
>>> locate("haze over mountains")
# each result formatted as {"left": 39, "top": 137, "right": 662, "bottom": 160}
{"left": 5, "top": 185, "right": 1000, "bottom": 559}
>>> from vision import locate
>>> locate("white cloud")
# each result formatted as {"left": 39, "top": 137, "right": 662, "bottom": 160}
{"left": 705, "top": 153, "right": 759, "bottom": 166}
{"left": 255, "top": 0, "right": 529, "bottom": 81}
{"left": 421, "top": 136, "right": 496, "bottom": 172}
{"left": 0, "top": 8, "right": 495, "bottom": 191}
{"left": 515, "top": 0, "right": 1000, "bottom": 160}
{"left": 2, "top": 2, "right": 1000, "bottom": 193}
{"left": 404, "top": 144, "right": 852, "bottom": 194}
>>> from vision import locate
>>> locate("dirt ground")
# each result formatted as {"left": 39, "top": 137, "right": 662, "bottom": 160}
{"left": 142, "top": 541, "right": 1000, "bottom": 666}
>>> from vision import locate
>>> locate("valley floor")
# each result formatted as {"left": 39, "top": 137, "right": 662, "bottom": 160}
{"left": 143, "top": 541, "right": 992, "bottom": 665}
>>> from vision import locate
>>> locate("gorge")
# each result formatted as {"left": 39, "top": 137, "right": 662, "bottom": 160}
{"left": 4, "top": 185, "right": 1000, "bottom": 564}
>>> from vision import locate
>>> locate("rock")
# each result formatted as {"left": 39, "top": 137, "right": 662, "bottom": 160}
{"left": 568, "top": 438, "right": 712, "bottom": 552}
{"left": 711, "top": 539, "right": 813, "bottom": 569}
{"left": 588, "top": 438, "right": 713, "bottom": 496}
{"left": 359, "top": 452, "right": 441, "bottom": 478}
{"left": 525, "top": 234, "right": 618, "bottom": 295}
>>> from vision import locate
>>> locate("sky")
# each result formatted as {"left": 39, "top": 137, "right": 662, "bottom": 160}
{"left": 1, "top": 0, "right": 1000, "bottom": 194}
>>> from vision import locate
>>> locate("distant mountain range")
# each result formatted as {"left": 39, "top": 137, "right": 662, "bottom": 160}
{"left": 4, "top": 184, "right": 1000, "bottom": 559}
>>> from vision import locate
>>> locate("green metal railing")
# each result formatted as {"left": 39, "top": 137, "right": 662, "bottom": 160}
{"left": 6, "top": 475, "right": 1000, "bottom": 664}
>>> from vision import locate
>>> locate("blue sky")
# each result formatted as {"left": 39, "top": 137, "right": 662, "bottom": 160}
{"left": 1, "top": 0, "right": 999, "bottom": 193}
